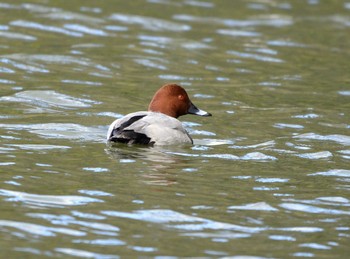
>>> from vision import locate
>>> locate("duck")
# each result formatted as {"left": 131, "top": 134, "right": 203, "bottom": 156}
{"left": 107, "top": 83, "right": 212, "bottom": 146}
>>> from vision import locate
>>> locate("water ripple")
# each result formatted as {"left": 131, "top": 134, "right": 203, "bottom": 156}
{"left": 240, "top": 152, "right": 277, "bottom": 161}
{"left": 269, "top": 235, "right": 296, "bottom": 241}
{"left": 296, "top": 151, "right": 333, "bottom": 160}
{"left": 0, "top": 31, "right": 36, "bottom": 41}
{"left": 267, "top": 40, "right": 307, "bottom": 48}
{"left": 283, "top": 197, "right": 349, "bottom": 206}
{"left": 279, "top": 203, "right": 350, "bottom": 215}
{"left": 228, "top": 202, "right": 278, "bottom": 211}
{"left": 184, "top": 0, "right": 215, "bottom": 8}
{"left": 174, "top": 14, "right": 293, "bottom": 27}
{"left": 82, "top": 167, "right": 110, "bottom": 173}
{"left": 0, "top": 90, "right": 98, "bottom": 108}
{"left": 63, "top": 24, "right": 108, "bottom": 36}
{"left": 308, "top": 169, "right": 350, "bottom": 177}
{"left": 168, "top": 150, "right": 277, "bottom": 161}
{"left": 72, "top": 238, "right": 125, "bottom": 246}
{"left": 138, "top": 34, "right": 172, "bottom": 45}
{"left": 0, "top": 57, "right": 49, "bottom": 73}
{"left": 299, "top": 243, "right": 331, "bottom": 250}
{"left": 294, "top": 133, "right": 350, "bottom": 146}
{"left": 5, "top": 144, "right": 70, "bottom": 150}
{"left": 3, "top": 54, "right": 110, "bottom": 73}
{"left": 274, "top": 123, "right": 304, "bottom": 129}
{"left": 78, "top": 190, "right": 114, "bottom": 196}
{"left": 27, "top": 213, "right": 119, "bottom": 232}
{"left": 227, "top": 50, "right": 284, "bottom": 63}
{"left": 10, "top": 20, "right": 83, "bottom": 37}
{"left": 133, "top": 57, "right": 167, "bottom": 70}
{"left": 21, "top": 3, "right": 60, "bottom": 13}
{"left": 0, "top": 189, "right": 103, "bottom": 208}
{"left": 55, "top": 248, "right": 119, "bottom": 259}
{"left": 41, "top": 11, "right": 105, "bottom": 24}
{"left": 109, "top": 13, "right": 191, "bottom": 31}
{"left": 256, "top": 177, "right": 289, "bottom": 183}
{"left": 338, "top": 90, "right": 350, "bottom": 96}
{"left": 277, "top": 227, "right": 323, "bottom": 233}
{"left": 181, "top": 232, "right": 249, "bottom": 240}
{"left": 292, "top": 113, "right": 320, "bottom": 119}
{"left": 217, "top": 29, "right": 261, "bottom": 37}
{"left": 101, "top": 209, "right": 265, "bottom": 234}
{"left": 229, "top": 140, "right": 276, "bottom": 149}
{"left": 0, "top": 220, "right": 85, "bottom": 237}
{"left": 0, "top": 123, "right": 106, "bottom": 142}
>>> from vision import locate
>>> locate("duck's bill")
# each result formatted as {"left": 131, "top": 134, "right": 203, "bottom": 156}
{"left": 188, "top": 102, "right": 212, "bottom": 116}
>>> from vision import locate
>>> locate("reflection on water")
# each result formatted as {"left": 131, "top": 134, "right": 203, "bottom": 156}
{"left": 1, "top": 90, "right": 98, "bottom": 108}
{"left": 102, "top": 209, "right": 264, "bottom": 234}
{"left": 0, "top": 0, "right": 349, "bottom": 257}
{"left": 109, "top": 13, "right": 191, "bottom": 31}
{"left": 0, "top": 189, "right": 103, "bottom": 207}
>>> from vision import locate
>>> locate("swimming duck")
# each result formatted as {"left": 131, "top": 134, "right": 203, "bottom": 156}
{"left": 107, "top": 83, "right": 211, "bottom": 145}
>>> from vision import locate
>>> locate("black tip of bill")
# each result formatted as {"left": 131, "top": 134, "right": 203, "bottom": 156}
{"left": 188, "top": 102, "right": 212, "bottom": 117}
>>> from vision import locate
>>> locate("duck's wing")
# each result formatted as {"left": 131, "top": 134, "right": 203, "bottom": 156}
{"left": 107, "top": 112, "right": 192, "bottom": 145}
{"left": 107, "top": 112, "right": 154, "bottom": 145}
{"left": 142, "top": 118, "right": 193, "bottom": 145}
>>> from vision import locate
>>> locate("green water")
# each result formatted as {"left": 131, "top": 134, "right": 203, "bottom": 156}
{"left": 0, "top": 0, "right": 349, "bottom": 258}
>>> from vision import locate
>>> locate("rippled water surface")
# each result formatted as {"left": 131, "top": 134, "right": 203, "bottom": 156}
{"left": 1, "top": 0, "right": 350, "bottom": 258}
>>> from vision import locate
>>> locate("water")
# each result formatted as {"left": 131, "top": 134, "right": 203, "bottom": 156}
{"left": 0, "top": 0, "right": 349, "bottom": 258}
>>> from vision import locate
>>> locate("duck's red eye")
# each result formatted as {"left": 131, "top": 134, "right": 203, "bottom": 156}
{"left": 178, "top": 94, "right": 185, "bottom": 100}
